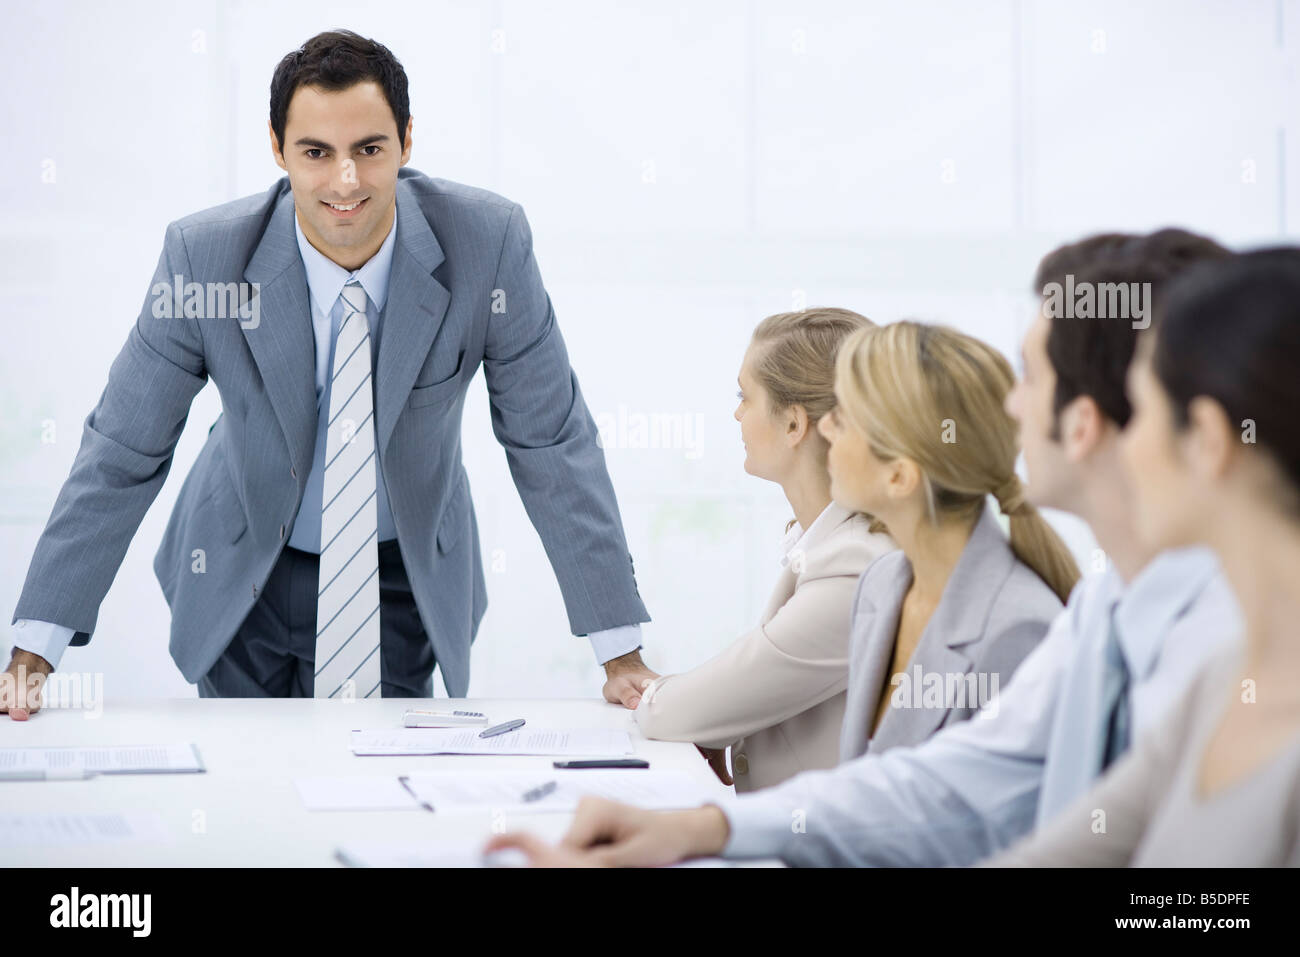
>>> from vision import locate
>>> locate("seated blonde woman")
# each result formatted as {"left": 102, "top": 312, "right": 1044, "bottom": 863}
{"left": 822, "top": 321, "right": 1079, "bottom": 760}
{"left": 484, "top": 320, "right": 1084, "bottom": 868}
{"left": 635, "top": 308, "right": 896, "bottom": 792}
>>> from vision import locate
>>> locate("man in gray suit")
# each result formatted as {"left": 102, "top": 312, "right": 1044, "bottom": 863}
{"left": 2, "top": 30, "right": 655, "bottom": 714}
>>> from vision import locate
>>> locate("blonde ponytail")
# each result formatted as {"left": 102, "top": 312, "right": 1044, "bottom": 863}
{"left": 836, "top": 321, "right": 1081, "bottom": 603}
{"left": 993, "top": 475, "right": 1080, "bottom": 604}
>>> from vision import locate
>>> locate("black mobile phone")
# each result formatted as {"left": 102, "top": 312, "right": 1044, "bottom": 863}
{"left": 552, "top": 759, "right": 650, "bottom": 769}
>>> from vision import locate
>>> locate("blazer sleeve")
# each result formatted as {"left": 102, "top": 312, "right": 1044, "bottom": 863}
{"left": 12, "top": 222, "right": 208, "bottom": 641}
{"left": 635, "top": 549, "right": 865, "bottom": 750}
{"left": 481, "top": 204, "right": 648, "bottom": 637}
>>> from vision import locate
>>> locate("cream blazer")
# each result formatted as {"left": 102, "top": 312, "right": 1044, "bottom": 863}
{"left": 635, "top": 502, "right": 895, "bottom": 792}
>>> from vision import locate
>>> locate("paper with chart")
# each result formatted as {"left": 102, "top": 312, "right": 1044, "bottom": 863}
{"left": 0, "top": 812, "right": 172, "bottom": 847}
{"left": 349, "top": 727, "right": 634, "bottom": 757}
{"left": 0, "top": 743, "right": 205, "bottom": 775}
{"left": 401, "top": 769, "right": 710, "bottom": 813}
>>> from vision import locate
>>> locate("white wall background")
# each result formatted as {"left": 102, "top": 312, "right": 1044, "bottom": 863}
{"left": 2, "top": 0, "right": 1296, "bottom": 699}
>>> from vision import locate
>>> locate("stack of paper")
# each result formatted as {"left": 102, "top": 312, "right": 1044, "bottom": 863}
{"left": 0, "top": 812, "right": 171, "bottom": 847}
{"left": 0, "top": 744, "right": 205, "bottom": 775}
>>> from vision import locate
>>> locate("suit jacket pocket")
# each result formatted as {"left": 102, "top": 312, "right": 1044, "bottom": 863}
{"left": 206, "top": 470, "right": 249, "bottom": 545}
{"left": 409, "top": 351, "right": 465, "bottom": 409}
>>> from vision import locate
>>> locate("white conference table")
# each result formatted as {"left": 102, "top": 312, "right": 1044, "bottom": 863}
{"left": 1, "top": 697, "right": 753, "bottom": 867}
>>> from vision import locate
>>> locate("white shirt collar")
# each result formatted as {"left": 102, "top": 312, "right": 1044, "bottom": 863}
{"left": 779, "top": 501, "right": 851, "bottom": 568}
{"left": 293, "top": 206, "right": 398, "bottom": 318}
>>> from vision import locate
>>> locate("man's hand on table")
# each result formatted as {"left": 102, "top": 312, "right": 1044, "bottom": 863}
{"left": 483, "top": 796, "right": 731, "bottom": 867}
{"left": 1, "top": 649, "right": 53, "bottom": 720}
{"left": 601, "top": 650, "right": 732, "bottom": 785}
{"left": 601, "top": 649, "right": 659, "bottom": 709}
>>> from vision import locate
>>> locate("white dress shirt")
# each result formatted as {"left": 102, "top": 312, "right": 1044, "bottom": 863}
{"left": 778, "top": 502, "right": 841, "bottom": 570}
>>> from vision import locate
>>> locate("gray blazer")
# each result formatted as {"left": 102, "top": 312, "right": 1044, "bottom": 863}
{"left": 839, "top": 503, "right": 1062, "bottom": 760}
{"left": 12, "top": 167, "right": 648, "bottom": 695}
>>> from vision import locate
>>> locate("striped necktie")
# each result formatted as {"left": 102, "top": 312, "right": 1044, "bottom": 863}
{"left": 314, "top": 281, "right": 382, "bottom": 699}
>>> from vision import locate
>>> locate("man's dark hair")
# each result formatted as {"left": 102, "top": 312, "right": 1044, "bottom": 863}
{"left": 1153, "top": 248, "right": 1300, "bottom": 512}
{"left": 1033, "top": 228, "right": 1232, "bottom": 435}
{"left": 270, "top": 30, "right": 410, "bottom": 153}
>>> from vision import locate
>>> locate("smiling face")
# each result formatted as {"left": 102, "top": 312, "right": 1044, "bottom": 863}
{"left": 270, "top": 80, "right": 412, "bottom": 270}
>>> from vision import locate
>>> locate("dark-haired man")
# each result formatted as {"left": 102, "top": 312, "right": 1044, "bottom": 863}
{"left": 3, "top": 30, "right": 654, "bottom": 711}
{"left": 485, "top": 228, "right": 1246, "bottom": 867}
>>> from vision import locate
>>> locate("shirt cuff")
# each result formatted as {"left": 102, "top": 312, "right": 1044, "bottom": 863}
{"left": 719, "top": 790, "right": 798, "bottom": 860}
{"left": 586, "top": 624, "right": 643, "bottom": 666}
{"left": 9, "top": 620, "right": 75, "bottom": 671}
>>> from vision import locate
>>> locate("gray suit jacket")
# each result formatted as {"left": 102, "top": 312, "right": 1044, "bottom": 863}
{"left": 13, "top": 168, "right": 649, "bottom": 694}
{"left": 838, "top": 503, "right": 1061, "bottom": 760}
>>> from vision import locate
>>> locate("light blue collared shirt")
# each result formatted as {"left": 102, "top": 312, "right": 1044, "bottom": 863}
{"left": 287, "top": 211, "right": 398, "bottom": 551}
{"left": 718, "top": 546, "right": 1243, "bottom": 866}
{"left": 1033, "top": 547, "right": 1228, "bottom": 822}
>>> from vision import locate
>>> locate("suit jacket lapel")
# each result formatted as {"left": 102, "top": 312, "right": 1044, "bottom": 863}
{"left": 375, "top": 177, "right": 452, "bottom": 455}
{"left": 243, "top": 185, "right": 317, "bottom": 476}
{"left": 759, "top": 501, "right": 863, "bottom": 629}
{"left": 760, "top": 503, "right": 857, "bottom": 625}
{"left": 241, "top": 178, "right": 454, "bottom": 472}
{"left": 845, "top": 557, "right": 910, "bottom": 757}
{"left": 873, "top": 505, "right": 1013, "bottom": 749}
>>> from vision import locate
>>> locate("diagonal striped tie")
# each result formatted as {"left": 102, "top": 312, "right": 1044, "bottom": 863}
{"left": 314, "top": 281, "right": 383, "bottom": 699}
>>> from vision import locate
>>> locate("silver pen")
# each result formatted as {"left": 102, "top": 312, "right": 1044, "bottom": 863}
{"left": 479, "top": 718, "right": 525, "bottom": 738}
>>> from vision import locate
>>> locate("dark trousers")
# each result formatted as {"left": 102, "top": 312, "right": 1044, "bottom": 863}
{"left": 198, "top": 539, "right": 436, "bottom": 698}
